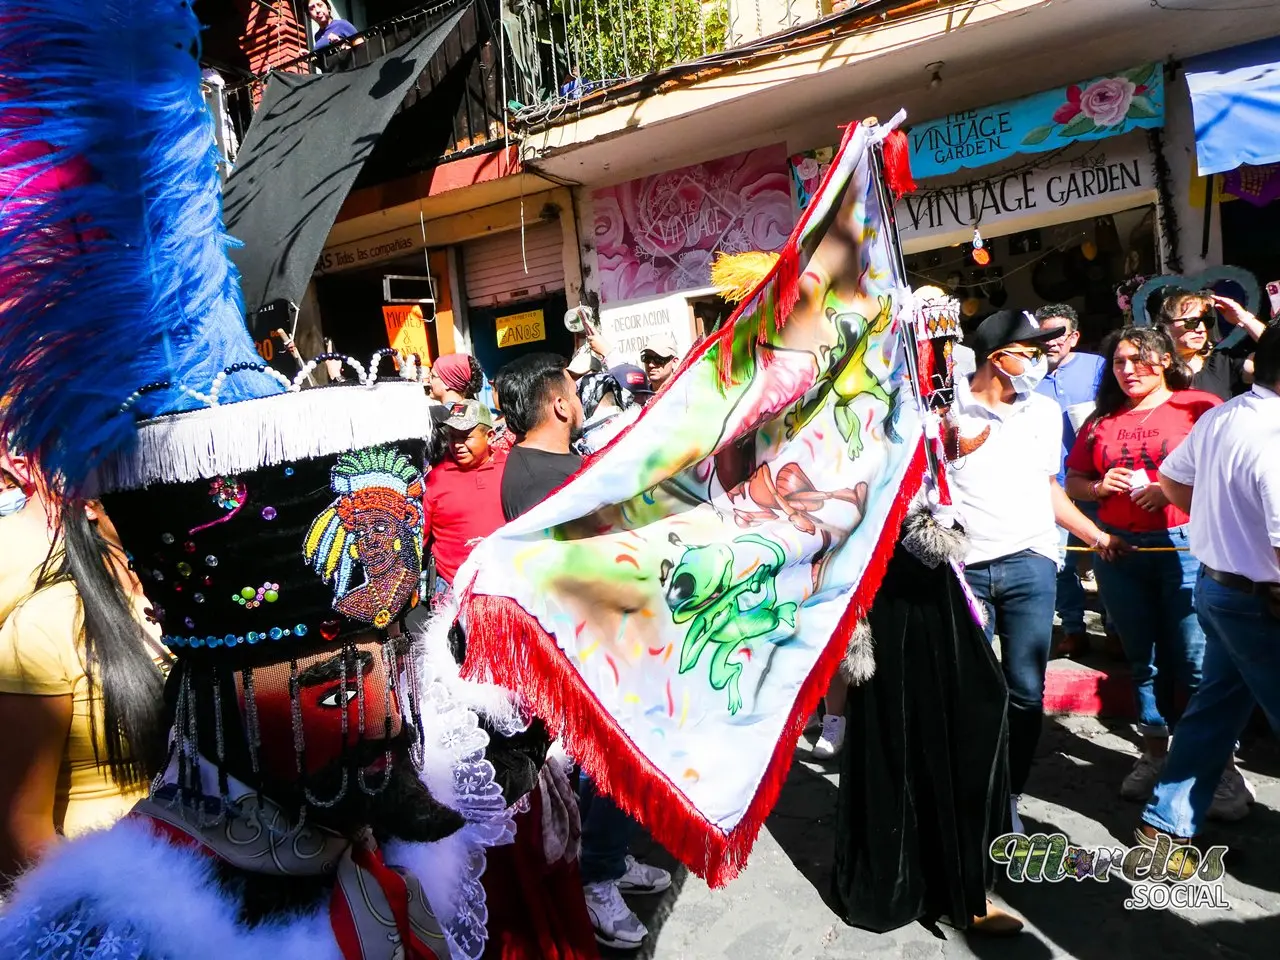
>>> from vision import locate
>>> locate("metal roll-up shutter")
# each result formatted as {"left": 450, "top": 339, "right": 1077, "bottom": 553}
{"left": 462, "top": 221, "right": 564, "bottom": 306}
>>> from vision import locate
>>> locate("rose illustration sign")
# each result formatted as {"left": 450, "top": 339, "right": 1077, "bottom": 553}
{"left": 908, "top": 64, "right": 1164, "bottom": 179}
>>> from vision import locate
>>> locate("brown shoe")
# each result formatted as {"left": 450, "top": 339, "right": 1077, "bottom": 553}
{"left": 1135, "top": 823, "right": 1192, "bottom": 846}
{"left": 969, "top": 900, "right": 1024, "bottom": 937}
{"left": 1053, "top": 631, "right": 1089, "bottom": 658}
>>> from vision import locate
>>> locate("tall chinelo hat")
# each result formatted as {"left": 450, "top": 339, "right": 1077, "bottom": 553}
{"left": 0, "top": 1, "right": 432, "bottom": 652}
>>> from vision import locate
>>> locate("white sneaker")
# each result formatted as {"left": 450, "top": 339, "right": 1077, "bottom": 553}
{"left": 1207, "top": 767, "right": 1252, "bottom": 822}
{"left": 811, "top": 714, "right": 846, "bottom": 760}
{"left": 1225, "top": 763, "right": 1258, "bottom": 803}
{"left": 1009, "top": 794, "right": 1024, "bottom": 835}
{"left": 1120, "top": 753, "right": 1165, "bottom": 801}
{"left": 583, "top": 881, "right": 647, "bottom": 950}
{"left": 617, "top": 855, "right": 671, "bottom": 895}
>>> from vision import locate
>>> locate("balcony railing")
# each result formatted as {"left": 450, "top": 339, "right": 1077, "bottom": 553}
{"left": 209, "top": 0, "right": 850, "bottom": 180}
{"left": 219, "top": 0, "right": 511, "bottom": 179}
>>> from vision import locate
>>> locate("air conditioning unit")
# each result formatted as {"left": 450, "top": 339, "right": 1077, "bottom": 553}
{"left": 383, "top": 274, "right": 437, "bottom": 305}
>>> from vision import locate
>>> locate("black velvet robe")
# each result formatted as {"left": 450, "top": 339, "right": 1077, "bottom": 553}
{"left": 831, "top": 542, "right": 1009, "bottom": 932}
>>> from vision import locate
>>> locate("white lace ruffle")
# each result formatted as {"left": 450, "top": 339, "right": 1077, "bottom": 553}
{"left": 404, "top": 662, "right": 517, "bottom": 960}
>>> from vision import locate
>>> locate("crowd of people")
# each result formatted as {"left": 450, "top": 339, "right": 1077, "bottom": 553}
{"left": 0, "top": 291, "right": 1276, "bottom": 950}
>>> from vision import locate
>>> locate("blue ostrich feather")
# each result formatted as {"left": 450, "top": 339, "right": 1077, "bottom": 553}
{"left": 0, "top": 0, "right": 284, "bottom": 493}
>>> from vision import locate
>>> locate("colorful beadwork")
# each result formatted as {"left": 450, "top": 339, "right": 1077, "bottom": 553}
{"left": 233, "top": 582, "right": 280, "bottom": 610}
{"left": 303, "top": 447, "right": 423, "bottom": 625}
{"left": 162, "top": 624, "right": 297, "bottom": 649}
{"left": 261, "top": 506, "right": 278, "bottom": 521}
{"left": 210, "top": 477, "right": 245, "bottom": 511}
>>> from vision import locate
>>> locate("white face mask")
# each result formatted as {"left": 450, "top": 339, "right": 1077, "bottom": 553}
{"left": 0, "top": 486, "right": 29, "bottom": 517}
{"left": 1001, "top": 352, "right": 1048, "bottom": 396}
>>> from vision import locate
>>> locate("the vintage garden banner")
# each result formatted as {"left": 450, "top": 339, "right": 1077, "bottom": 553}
{"left": 457, "top": 121, "right": 926, "bottom": 885}
{"left": 908, "top": 64, "right": 1165, "bottom": 179}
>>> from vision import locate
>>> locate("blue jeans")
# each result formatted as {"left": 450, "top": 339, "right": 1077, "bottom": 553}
{"left": 964, "top": 550, "right": 1058, "bottom": 794}
{"left": 1094, "top": 525, "right": 1204, "bottom": 738}
{"left": 1056, "top": 502, "right": 1110, "bottom": 635}
{"left": 1056, "top": 525, "right": 1087, "bottom": 635}
{"left": 578, "top": 776, "right": 635, "bottom": 884}
{"left": 1143, "top": 573, "right": 1280, "bottom": 837}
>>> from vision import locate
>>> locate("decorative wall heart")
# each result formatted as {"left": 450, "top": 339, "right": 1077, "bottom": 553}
{"left": 1130, "top": 266, "right": 1260, "bottom": 350}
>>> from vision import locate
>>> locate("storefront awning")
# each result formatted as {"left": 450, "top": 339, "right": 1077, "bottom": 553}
{"left": 222, "top": 3, "right": 470, "bottom": 318}
{"left": 1185, "top": 37, "right": 1280, "bottom": 176}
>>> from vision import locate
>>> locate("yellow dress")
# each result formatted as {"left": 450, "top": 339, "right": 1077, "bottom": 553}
{"left": 0, "top": 581, "right": 166, "bottom": 837}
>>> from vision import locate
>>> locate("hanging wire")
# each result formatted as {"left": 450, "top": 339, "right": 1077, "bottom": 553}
{"left": 699, "top": 0, "right": 708, "bottom": 57}
{"left": 645, "top": 0, "right": 656, "bottom": 69}
{"left": 616, "top": 0, "right": 632, "bottom": 78}
{"left": 593, "top": 0, "right": 606, "bottom": 82}
{"left": 559, "top": 0, "right": 572, "bottom": 84}
{"left": 671, "top": 0, "right": 681, "bottom": 65}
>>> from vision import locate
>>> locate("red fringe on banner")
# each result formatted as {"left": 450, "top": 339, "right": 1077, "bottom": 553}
{"left": 881, "top": 129, "right": 916, "bottom": 200}
{"left": 460, "top": 439, "right": 928, "bottom": 887}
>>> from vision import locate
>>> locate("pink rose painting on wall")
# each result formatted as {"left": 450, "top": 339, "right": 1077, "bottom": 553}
{"left": 1022, "top": 64, "right": 1162, "bottom": 146}
{"left": 593, "top": 145, "right": 795, "bottom": 305}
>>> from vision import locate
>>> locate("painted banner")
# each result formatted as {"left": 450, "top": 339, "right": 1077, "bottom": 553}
{"left": 592, "top": 145, "right": 795, "bottom": 305}
{"left": 908, "top": 64, "right": 1165, "bottom": 179}
{"left": 458, "top": 122, "right": 924, "bottom": 885}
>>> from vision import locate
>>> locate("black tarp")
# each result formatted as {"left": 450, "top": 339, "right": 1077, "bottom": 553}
{"left": 223, "top": 3, "right": 470, "bottom": 318}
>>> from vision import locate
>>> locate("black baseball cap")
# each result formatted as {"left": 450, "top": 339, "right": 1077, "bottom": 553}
{"left": 970, "top": 309, "right": 1065, "bottom": 360}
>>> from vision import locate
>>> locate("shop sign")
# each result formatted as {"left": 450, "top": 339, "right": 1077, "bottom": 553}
{"left": 597, "top": 293, "right": 694, "bottom": 364}
{"left": 316, "top": 224, "right": 423, "bottom": 275}
{"left": 907, "top": 64, "right": 1165, "bottom": 179}
{"left": 495, "top": 309, "right": 546, "bottom": 348}
{"left": 382, "top": 304, "right": 431, "bottom": 359}
{"left": 592, "top": 145, "right": 794, "bottom": 305}
{"left": 897, "top": 142, "right": 1156, "bottom": 251}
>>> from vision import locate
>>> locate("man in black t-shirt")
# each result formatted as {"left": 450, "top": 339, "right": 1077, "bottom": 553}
{"left": 496, "top": 353, "right": 585, "bottom": 520}
{"left": 493, "top": 352, "right": 671, "bottom": 951}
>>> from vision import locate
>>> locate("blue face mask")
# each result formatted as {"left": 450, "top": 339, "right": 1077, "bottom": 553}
{"left": 0, "top": 486, "right": 29, "bottom": 517}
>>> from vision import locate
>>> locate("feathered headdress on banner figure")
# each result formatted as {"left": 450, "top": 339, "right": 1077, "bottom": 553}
{"left": 0, "top": 7, "right": 526, "bottom": 958}
{"left": 456, "top": 112, "right": 935, "bottom": 886}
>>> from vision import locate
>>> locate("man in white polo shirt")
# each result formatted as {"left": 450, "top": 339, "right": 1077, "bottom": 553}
{"left": 947, "top": 310, "right": 1127, "bottom": 832}
{"left": 1139, "top": 323, "right": 1280, "bottom": 843}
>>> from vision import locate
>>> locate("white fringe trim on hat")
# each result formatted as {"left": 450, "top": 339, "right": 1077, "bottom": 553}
{"left": 94, "top": 382, "right": 432, "bottom": 492}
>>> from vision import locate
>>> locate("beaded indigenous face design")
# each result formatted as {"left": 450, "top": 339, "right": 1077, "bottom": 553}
{"left": 304, "top": 448, "right": 424, "bottom": 629}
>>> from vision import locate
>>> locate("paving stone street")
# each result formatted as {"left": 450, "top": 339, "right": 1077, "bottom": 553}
{"left": 618, "top": 714, "right": 1280, "bottom": 960}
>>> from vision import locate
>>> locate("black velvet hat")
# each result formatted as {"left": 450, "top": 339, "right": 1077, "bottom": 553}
{"left": 97, "top": 376, "right": 431, "bottom": 652}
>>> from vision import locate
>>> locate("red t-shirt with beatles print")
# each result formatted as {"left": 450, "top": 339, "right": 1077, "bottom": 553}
{"left": 1066, "top": 390, "right": 1221, "bottom": 533}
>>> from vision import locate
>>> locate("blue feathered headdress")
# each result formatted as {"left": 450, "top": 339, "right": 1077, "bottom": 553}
{"left": 0, "top": 0, "right": 283, "bottom": 493}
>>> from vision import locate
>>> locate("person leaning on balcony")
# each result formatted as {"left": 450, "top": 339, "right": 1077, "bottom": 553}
{"left": 308, "top": 0, "right": 359, "bottom": 50}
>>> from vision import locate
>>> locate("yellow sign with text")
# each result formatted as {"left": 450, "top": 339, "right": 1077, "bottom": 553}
{"left": 382, "top": 304, "right": 431, "bottom": 360}
{"left": 495, "top": 309, "right": 546, "bottom": 348}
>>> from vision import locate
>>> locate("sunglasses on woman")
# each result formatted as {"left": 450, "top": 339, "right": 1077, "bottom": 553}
{"left": 1165, "top": 314, "right": 1209, "bottom": 332}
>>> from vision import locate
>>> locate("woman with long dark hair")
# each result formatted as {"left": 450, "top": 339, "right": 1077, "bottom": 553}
{"left": 1065, "top": 327, "right": 1251, "bottom": 816}
{"left": 0, "top": 496, "right": 169, "bottom": 884}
